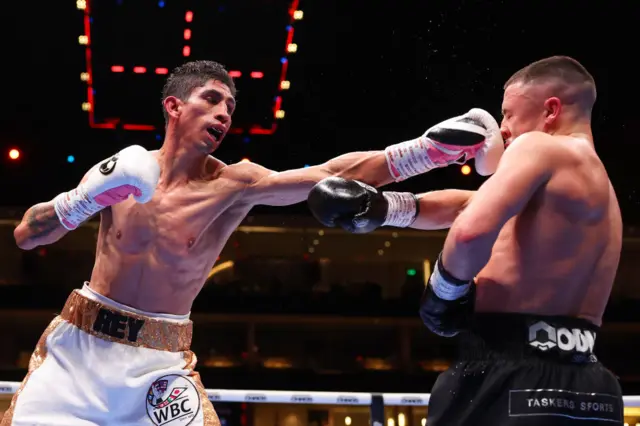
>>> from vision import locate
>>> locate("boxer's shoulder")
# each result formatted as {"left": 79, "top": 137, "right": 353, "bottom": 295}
{"left": 506, "top": 132, "right": 588, "bottom": 170}
{"left": 218, "top": 160, "right": 273, "bottom": 185}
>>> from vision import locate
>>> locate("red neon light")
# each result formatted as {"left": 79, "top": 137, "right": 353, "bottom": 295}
{"left": 273, "top": 96, "right": 282, "bottom": 116}
{"left": 184, "top": 29, "right": 191, "bottom": 40}
{"left": 185, "top": 11, "right": 193, "bottom": 22}
{"left": 250, "top": 71, "right": 264, "bottom": 79}
{"left": 111, "top": 65, "right": 124, "bottom": 73}
{"left": 155, "top": 67, "right": 169, "bottom": 74}
{"left": 229, "top": 71, "right": 242, "bottom": 78}
{"left": 183, "top": 46, "right": 191, "bottom": 57}
{"left": 133, "top": 66, "right": 147, "bottom": 74}
{"left": 123, "top": 124, "right": 156, "bottom": 131}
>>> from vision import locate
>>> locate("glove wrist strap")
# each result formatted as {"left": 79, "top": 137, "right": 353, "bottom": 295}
{"left": 381, "top": 192, "right": 419, "bottom": 228}
{"left": 430, "top": 253, "right": 471, "bottom": 301}
{"left": 384, "top": 137, "right": 439, "bottom": 182}
{"left": 54, "top": 184, "right": 103, "bottom": 230}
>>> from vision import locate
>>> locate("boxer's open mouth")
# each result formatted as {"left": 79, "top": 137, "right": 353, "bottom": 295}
{"left": 207, "top": 127, "right": 223, "bottom": 141}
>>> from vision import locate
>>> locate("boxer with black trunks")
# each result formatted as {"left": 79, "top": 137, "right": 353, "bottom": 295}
{"left": 4, "top": 60, "right": 502, "bottom": 425}
{"left": 308, "top": 56, "right": 623, "bottom": 425}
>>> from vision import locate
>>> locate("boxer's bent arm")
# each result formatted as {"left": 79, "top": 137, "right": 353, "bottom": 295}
{"left": 441, "top": 132, "right": 557, "bottom": 280}
{"left": 14, "top": 169, "right": 94, "bottom": 250}
{"left": 243, "top": 151, "right": 394, "bottom": 206}
{"left": 409, "top": 190, "right": 475, "bottom": 230}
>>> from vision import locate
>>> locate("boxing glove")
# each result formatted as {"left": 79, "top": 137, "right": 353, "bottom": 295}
{"left": 419, "top": 253, "right": 476, "bottom": 337}
{"left": 54, "top": 145, "right": 160, "bottom": 230}
{"left": 307, "top": 177, "right": 419, "bottom": 234}
{"left": 385, "top": 108, "right": 505, "bottom": 181}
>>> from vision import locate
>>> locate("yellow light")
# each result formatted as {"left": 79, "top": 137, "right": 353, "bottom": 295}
{"left": 344, "top": 417, "right": 352, "bottom": 426}
{"left": 240, "top": 158, "right": 251, "bottom": 163}
{"left": 280, "top": 80, "right": 291, "bottom": 90}
{"left": 78, "top": 35, "right": 88, "bottom": 45}
{"left": 293, "top": 10, "right": 304, "bottom": 20}
{"left": 81, "top": 102, "right": 91, "bottom": 111}
{"left": 421, "top": 419, "right": 426, "bottom": 426}
{"left": 313, "top": 239, "right": 319, "bottom": 245}
{"left": 76, "top": 0, "right": 86, "bottom": 10}
{"left": 461, "top": 164, "right": 471, "bottom": 175}
{"left": 207, "top": 260, "right": 234, "bottom": 280}
{"left": 287, "top": 43, "right": 298, "bottom": 53}
{"left": 377, "top": 249, "right": 384, "bottom": 256}
{"left": 275, "top": 110, "right": 285, "bottom": 119}
{"left": 423, "top": 259, "right": 431, "bottom": 285}
{"left": 384, "top": 241, "right": 391, "bottom": 247}
{"left": 80, "top": 72, "right": 90, "bottom": 81}
{"left": 387, "top": 419, "right": 395, "bottom": 426}
{"left": 398, "top": 414, "right": 406, "bottom": 426}
{"left": 8, "top": 149, "right": 20, "bottom": 160}
{"left": 308, "top": 247, "right": 315, "bottom": 253}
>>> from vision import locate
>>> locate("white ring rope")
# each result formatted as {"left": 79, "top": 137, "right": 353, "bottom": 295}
{"left": 0, "top": 381, "right": 639, "bottom": 407}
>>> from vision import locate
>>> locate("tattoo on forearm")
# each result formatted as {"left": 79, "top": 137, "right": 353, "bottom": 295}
{"left": 26, "top": 204, "right": 61, "bottom": 238}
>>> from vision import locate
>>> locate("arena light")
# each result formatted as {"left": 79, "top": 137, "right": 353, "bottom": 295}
{"left": 345, "top": 416, "right": 352, "bottom": 426}
{"left": 461, "top": 164, "right": 471, "bottom": 175}
{"left": 184, "top": 29, "right": 191, "bottom": 40}
{"left": 80, "top": 72, "right": 90, "bottom": 81}
{"left": 293, "top": 10, "right": 303, "bottom": 20}
{"left": 275, "top": 110, "right": 285, "bottom": 119}
{"left": 183, "top": 46, "right": 191, "bottom": 57}
{"left": 280, "top": 80, "right": 290, "bottom": 90}
{"left": 287, "top": 43, "right": 298, "bottom": 53}
{"left": 133, "top": 66, "right": 147, "bottom": 74}
{"left": 8, "top": 149, "right": 20, "bottom": 161}
{"left": 67, "top": 155, "right": 75, "bottom": 163}
{"left": 240, "top": 158, "right": 251, "bottom": 163}
{"left": 82, "top": 102, "right": 91, "bottom": 111}
{"left": 155, "top": 67, "right": 168, "bottom": 75}
{"left": 229, "top": 71, "right": 242, "bottom": 78}
{"left": 250, "top": 71, "right": 264, "bottom": 79}
{"left": 78, "top": 35, "right": 88, "bottom": 45}
{"left": 76, "top": 0, "right": 86, "bottom": 10}
{"left": 111, "top": 65, "right": 124, "bottom": 73}
{"left": 185, "top": 11, "right": 193, "bottom": 22}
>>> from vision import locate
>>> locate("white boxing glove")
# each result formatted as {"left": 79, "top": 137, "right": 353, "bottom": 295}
{"left": 53, "top": 145, "right": 160, "bottom": 230}
{"left": 384, "top": 108, "right": 505, "bottom": 180}
{"left": 465, "top": 108, "right": 505, "bottom": 176}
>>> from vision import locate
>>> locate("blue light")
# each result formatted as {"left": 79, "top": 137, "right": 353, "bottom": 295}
{"left": 155, "top": 134, "right": 162, "bottom": 141}
{"left": 280, "top": 57, "right": 288, "bottom": 64}
{"left": 304, "top": 164, "right": 310, "bottom": 168}
{"left": 218, "top": 5, "right": 225, "bottom": 12}
{"left": 89, "top": 18, "right": 94, "bottom": 24}
{"left": 286, "top": 25, "right": 292, "bottom": 31}
{"left": 158, "top": 0, "right": 165, "bottom": 7}
{"left": 67, "top": 155, "right": 75, "bottom": 163}
{"left": 242, "top": 137, "right": 250, "bottom": 144}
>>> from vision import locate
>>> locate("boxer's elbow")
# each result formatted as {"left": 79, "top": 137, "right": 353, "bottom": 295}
{"left": 14, "top": 224, "right": 37, "bottom": 250}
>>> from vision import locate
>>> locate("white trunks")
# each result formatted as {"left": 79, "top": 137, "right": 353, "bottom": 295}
{"left": 1, "top": 283, "right": 219, "bottom": 426}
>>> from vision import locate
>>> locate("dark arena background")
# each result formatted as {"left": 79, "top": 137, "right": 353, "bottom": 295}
{"left": 1, "top": 0, "right": 640, "bottom": 424}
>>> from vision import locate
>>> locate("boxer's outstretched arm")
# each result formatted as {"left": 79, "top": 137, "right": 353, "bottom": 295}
{"left": 441, "top": 132, "right": 556, "bottom": 280}
{"left": 410, "top": 190, "right": 475, "bottom": 230}
{"left": 241, "top": 151, "right": 394, "bottom": 206}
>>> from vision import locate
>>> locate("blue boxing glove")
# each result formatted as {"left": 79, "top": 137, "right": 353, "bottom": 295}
{"left": 419, "top": 253, "right": 476, "bottom": 337}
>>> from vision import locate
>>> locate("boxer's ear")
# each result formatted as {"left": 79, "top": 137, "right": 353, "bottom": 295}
{"left": 543, "top": 97, "right": 561, "bottom": 125}
{"left": 163, "top": 96, "right": 183, "bottom": 119}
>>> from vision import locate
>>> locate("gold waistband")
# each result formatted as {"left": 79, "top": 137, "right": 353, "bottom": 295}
{"left": 60, "top": 290, "right": 192, "bottom": 352}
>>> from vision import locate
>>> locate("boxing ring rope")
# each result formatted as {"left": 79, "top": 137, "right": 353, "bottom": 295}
{"left": 2, "top": 380, "right": 640, "bottom": 422}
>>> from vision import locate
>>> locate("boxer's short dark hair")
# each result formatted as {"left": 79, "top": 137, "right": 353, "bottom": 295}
{"left": 504, "top": 56, "right": 597, "bottom": 112}
{"left": 161, "top": 60, "right": 237, "bottom": 124}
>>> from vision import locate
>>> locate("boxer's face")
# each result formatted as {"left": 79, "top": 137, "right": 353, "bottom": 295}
{"left": 171, "top": 80, "right": 235, "bottom": 153}
{"left": 500, "top": 83, "right": 548, "bottom": 147}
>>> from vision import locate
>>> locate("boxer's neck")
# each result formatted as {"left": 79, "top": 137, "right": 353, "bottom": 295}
{"left": 548, "top": 118, "right": 593, "bottom": 145}
{"left": 157, "top": 134, "right": 209, "bottom": 187}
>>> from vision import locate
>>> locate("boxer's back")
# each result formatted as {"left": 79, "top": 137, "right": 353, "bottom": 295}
{"left": 475, "top": 136, "right": 622, "bottom": 326}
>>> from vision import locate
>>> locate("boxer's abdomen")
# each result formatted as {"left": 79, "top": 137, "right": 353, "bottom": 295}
{"left": 473, "top": 183, "right": 622, "bottom": 327}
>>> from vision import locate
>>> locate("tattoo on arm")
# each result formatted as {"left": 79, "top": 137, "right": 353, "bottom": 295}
{"left": 25, "top": 204, "right": 62, "bottom": 239}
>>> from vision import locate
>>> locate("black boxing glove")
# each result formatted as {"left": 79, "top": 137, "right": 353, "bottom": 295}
{"left": 307, "top": 177, "right": 419, "bottom": 234}
{"left": 419, "top": 252, "right": 476, "bottom": 337}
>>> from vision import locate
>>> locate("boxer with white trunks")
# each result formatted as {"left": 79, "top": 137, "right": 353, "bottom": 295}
{"left": 3, "top": 60, "right": 500, "bottom": 425}
{"left": 308, "top": 56, "right": 624, "bottom": 425}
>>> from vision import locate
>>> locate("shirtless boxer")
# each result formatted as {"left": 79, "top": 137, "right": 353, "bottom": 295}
{"left": 4, "top": 60, "right": 502, "bottom": 426}
{"left": 308, "top": 56, "right": 624, "bottom": 425}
